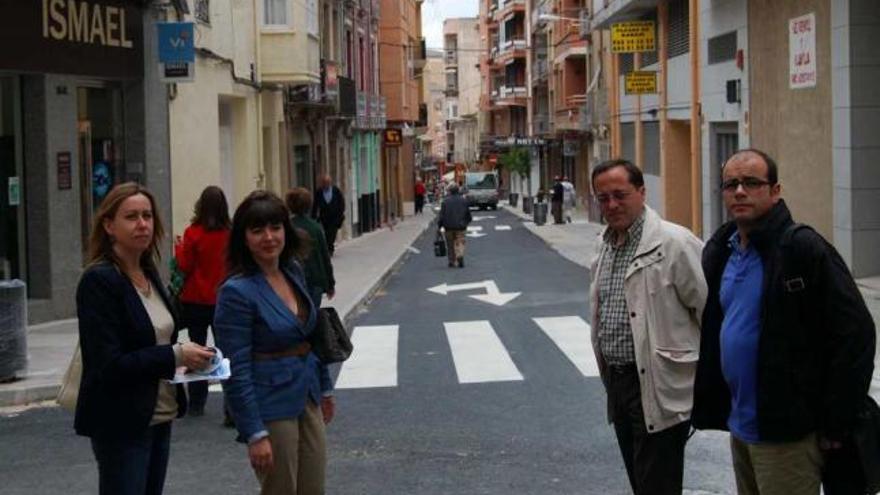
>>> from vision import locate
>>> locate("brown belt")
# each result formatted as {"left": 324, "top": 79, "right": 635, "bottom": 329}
{"left": 253, "top": 342, "right": 312, "bottom": 361}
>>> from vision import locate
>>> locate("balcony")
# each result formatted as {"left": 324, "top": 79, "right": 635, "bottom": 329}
{"left": 494, "top": 0, "right": 526, "bottom": 22}
{"left": 338, "top": 76, "right": 357, "bottom": 117}
{"left": 591, "top": 0, "right": 660, "bottom": 30}
{"left": 413, "top": 38, "right": 427, "bottom": 70}
{"left": 445, "top": 82, "right": 459, "bottom": 97}
{"left": 494, "top": 39, "right": 527, "bottom": 66}
{"left": 497, "top": 85, "right": 527, "bottom": 106}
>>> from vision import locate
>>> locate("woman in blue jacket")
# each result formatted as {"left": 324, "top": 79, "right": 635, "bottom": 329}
{"left": 75, "top": 182, "right": 215, "bottom": 495}
{"left": 214, "top": 190, "right": 335, "bottom": 495}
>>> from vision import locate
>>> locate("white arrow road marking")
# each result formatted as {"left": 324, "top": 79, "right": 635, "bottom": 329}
{"left": 444, "top": 321, "right": 523, "bottom": 384}
{"left": 532, "top": 316, "right": 599, "bottom": 377}
{"left": 466, "top": 226, "right": 483, "bottom": 231}
{"left": 494, "top": 225, "right": 511, "bottom": 231}
{"left": 427, "top": 280, "right": 521, "bottom": 306}
{"left": 335, "top": 325, "right": 399, "bottom": 389}
{"left": 472, "top": 215, "right": 496, "bottom": 221}
{"left": 466, "top": 232, "right": 487, "bottom": 238}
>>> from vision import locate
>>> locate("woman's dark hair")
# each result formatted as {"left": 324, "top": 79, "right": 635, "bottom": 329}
{"left": 191, "top": 185, "right": 231, "bottom": 230}
{"left": 285, "top": 187, "right": 313, "bottom": 216}
{"left": 227, "top": 190, "right": 300, "bottom": 276}
{"left": 591, "top": 158, "right": 645, "bottom": 190}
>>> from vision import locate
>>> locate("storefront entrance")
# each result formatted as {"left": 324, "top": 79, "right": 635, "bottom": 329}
{"left": 0, "top": 76, "right": 24, "bottom": 280}
{"left": 77, "top": 84, "right": 125, "bottom": 255}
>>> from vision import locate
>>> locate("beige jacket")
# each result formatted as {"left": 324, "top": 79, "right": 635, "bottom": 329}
{"left": 589, "top": 206, "right": 707, "bottom": 433}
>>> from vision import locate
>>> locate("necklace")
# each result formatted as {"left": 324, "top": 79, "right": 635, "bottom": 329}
{"left": 130, "top": 272, "right": 152, "bottom": 297}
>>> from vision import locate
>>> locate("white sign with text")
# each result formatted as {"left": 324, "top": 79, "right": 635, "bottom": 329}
{"left": 789, "top": 13, "right": 817, "bottom": 89}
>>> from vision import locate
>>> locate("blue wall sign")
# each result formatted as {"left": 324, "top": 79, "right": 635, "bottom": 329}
{"left": 157, "top": 22, "right": 195, "bottom": 64}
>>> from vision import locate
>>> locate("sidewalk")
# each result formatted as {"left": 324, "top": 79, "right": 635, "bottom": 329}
{"left": 502, "top": 201, "right": 880, "bottom": 401}
{"left": 0, "top": 211, "right": 435, "bottom": 408}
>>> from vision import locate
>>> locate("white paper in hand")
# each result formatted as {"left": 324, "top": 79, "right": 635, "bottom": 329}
{"left": 167, "top": 348, "right": 231, "bottom": 384}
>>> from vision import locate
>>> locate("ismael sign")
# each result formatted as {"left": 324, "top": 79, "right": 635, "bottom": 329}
{"left": 42, "top": 0, "right": 135, "bottom": 48}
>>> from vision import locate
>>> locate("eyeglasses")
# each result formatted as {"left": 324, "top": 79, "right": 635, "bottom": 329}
{"left": 721, "top": 177, "right": 772, "bottom": 192}
{"left": 596, "top": 190, "right": 636, "bottom": 204}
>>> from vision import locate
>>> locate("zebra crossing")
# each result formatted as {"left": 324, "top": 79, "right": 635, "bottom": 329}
{"left": 334, "top": 315, "right": 598, "bottom": 390}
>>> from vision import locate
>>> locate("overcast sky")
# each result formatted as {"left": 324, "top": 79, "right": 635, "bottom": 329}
{"left": 421, "top": 0, "right": 479, "bottom": 50}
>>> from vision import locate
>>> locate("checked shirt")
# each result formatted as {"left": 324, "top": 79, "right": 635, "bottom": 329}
{"left": 597, "top": 212, "right": 645, "bottom": 366}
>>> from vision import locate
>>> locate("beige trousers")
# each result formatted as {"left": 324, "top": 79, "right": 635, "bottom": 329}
{"left": 444, "top": 230, "right": 466, "bottom": 263}
{"left": 730, "top": 433, "right": 823, "bottom": 495}
{"left": 257, "top": 401, "right": 326, "bottom": 495}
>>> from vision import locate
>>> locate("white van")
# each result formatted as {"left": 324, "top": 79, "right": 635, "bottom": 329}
{"left": 463, "top": 172, "right": 499, "bottom": 210}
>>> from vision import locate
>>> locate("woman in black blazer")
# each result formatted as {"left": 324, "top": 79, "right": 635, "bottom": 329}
{"left": 75, "top": 182, "right": 215, "bottom": 495}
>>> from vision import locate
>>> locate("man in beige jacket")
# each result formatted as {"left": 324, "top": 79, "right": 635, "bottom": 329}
{"left": 589, "top": 159, "right": 707, "bottom": 495}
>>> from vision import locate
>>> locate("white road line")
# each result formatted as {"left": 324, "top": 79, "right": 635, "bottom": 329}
{"left": 466, "top": 225, "right": 484, "bottom": 232}
{"left": 494, "top": 225, "right": 511, "bottom": 231}
{"left": 444, "top": 321, "right": 523, "bottom": 384}
{"left": 335, "top": 325, "right": 399, "bottom": 389}
{"left": 532, "top": 316, "right": 599, "bottom": 377}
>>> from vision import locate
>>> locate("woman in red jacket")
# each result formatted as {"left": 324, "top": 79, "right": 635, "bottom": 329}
{"left": 174, "top": 186, "right": 231, "bottom": 417}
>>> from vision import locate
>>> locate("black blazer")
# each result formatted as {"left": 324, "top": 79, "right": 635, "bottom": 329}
{"left": 74, "top": 262, "right": 187, "bottom": 439}
{"left": 312, "top": 186, "right": 345, "bottom": 228}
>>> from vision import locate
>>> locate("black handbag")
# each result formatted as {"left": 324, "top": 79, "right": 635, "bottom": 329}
{"left": 434, "top": 230, "right": 447, "bottom": 257}
{"left": 308, "top": 307, "right": 353, "bottom": 364}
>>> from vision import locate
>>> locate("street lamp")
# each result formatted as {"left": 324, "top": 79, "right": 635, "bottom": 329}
{"left": 538, "top": 13, "right": 580, "bottom": 22}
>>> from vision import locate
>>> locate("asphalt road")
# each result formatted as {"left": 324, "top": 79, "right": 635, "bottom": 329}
{"left": 0, "top": 208, "right": 734, "bottom": 495}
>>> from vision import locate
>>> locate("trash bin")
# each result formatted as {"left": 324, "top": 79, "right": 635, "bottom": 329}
{"left": 508, "top": 193, "right": 519, "bottom": 208}
{"left": 533, "top": 201, "right": 548, "bottom": 225}
{"left": 0, "top": 280, "right": 27, "bottom": 382}
{"left": 523, "top": 196, "right": 533, "bottom": 214}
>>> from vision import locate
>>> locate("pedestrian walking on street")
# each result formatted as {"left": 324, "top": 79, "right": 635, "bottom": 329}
{"left": 692, "top": 149, "right": 876, "bottom": 495}
{"left": 312, "top": 175, "right": 345, "bottom": 256}
{"left": 438, "top": 183, "right": 472, "bottom": 268}
{"left": 286, "top": 187, "right": 336, "bottom": 307}
{"left": 551, "top": 176, "right": 565, "bottom": 224}
{"left": 414, "top": 178, "right": 427, "bottom": 214}
{"left": 589, "top": 159, "right": 707, "bottom": 495}
{"left": 174, "top": 185, "right": 231, "bottom": 418}
{"left": 562, "top": 176, "right": 576, "bottom": 223}
{"left": 75, "top": 182, "right": 215, "bottom": 495}
{"left": 214, "top": 191, "right": 335, "bottom": 495}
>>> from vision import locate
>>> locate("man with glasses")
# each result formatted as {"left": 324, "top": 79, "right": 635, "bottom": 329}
{"left": 692, "top": 149, "right": 875, "bottom": 494}
{"left": 589, "top": 159, "right": 707, "bottom": 494}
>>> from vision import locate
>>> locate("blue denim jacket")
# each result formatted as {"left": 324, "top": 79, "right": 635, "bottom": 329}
{"left": 214, "top": 266, "right": 332, "bottom": 442}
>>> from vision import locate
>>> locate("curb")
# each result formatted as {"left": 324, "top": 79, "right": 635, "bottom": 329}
{"left": 339, "top": 217, "right": 434, "bottom": 328}
{"left": 0, "top": 383, "right": 60, "bottom": 409}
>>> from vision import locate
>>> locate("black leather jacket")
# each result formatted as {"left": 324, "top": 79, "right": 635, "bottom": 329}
{"left": 692, "top": 200, "right": 875, "bottom": 442}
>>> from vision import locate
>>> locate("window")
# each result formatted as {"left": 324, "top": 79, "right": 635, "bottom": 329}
{"left": 708, "top": 31, "right": 737, "bottom": 64}
{"left": 668, "top": 0, "right": 689, "bottom": 58}
{"left": 194, "top": 0, "right": 210, "bottom": 24}
{"left": 307, "top": 0, "right": 319, "bottom": 36}
{"left": 264, "top": 0, "right": 288, "bottom": 26}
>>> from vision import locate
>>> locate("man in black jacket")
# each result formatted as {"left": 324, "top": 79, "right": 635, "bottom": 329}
{"left": 438, "top": 184, "right": 472, "bottom": 268}
{"left": 692, "top": 148, "right": 875, "bottom": 495}
{"left": 312, "top": 175, "right": 345, "bottom": 255}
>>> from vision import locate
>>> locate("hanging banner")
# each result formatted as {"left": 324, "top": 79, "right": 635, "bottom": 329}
{"left": 789, "top": 13, "right": 817, "bottom": 89}
{"left": 611, "top": 21, "right": 656, "bottom": 53}
{"left": 157, "top": 22, "right": 195, "bottom": 83}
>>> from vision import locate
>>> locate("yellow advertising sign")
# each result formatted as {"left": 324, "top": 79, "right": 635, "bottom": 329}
{"left": 625, "top": 71, "right": 658, "bottom": 95}
{"left": 611, "top": 21, "right": 656, "bottom": 53}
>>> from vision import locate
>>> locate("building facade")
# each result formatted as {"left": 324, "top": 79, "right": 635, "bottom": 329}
{"left": 443, "top": 18, "right": 483, "bottom": 170}
{"left": 379, "top": 0, "right": 424, "bottom": 220}
{"left": 0, "top": 0, "right": 173, "bottom": 322}
{"left": 168, "top": 0, "right": 286, "bottom": 233}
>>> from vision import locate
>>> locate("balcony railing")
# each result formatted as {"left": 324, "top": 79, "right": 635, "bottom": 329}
{"left": 445, "top": 49, "right": 457, "bottom": 66}
{"left": 499, "top": 85, "right": 527, "bottom": 99}
{"left": 531, "top": 0, "right": 552, "bottom": 29}
{"left": 498, "top": 38, "right": 527, "bottom": 57}
{"left": 566, "top": 94, "right": 588, "bottom": 107}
